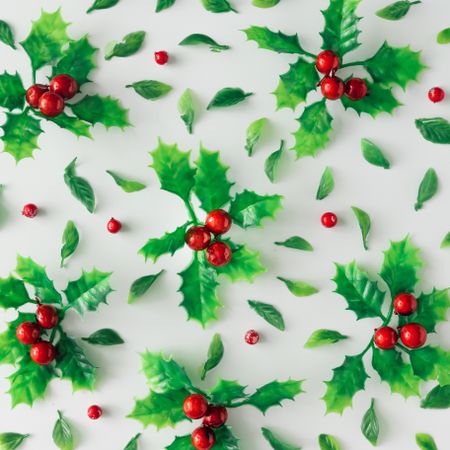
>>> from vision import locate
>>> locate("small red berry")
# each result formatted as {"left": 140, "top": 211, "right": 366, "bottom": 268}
{"left": 394, "top": 293, "right": 417, "bottom": 316}
{"left": 345, "top": 78, "right": 368, "bottom": 101}
{"left": 87, "top": 405, "right": 103, "bottom": 420}
{"left": 374, "top": 326, "right": 398, "bottom": 350}
{"left": 107, "top": 218, "right": 122, "bottom": 234}
{"left": 26, "top": 84, "right": 49, "bottom": 108}
{"left": 155, "top": 51, "right": 169, "bottom": 65}
{"left": 245, "top": 329, "right": 260, "bottom": 345}
{"left": 183, "top": 394, "right": 208, "bottom": 419}
{"left": 320, "top": 76, "right": 345, "bottom": 100}
{"left": 16, "top": 321, "right": 41, "bottom": 345}
{"left": 36, "top": 304, "right": 59, "bottom": 329}
{"left": 203, "top": 405, "right": 228, "bottom": 428}
{"left": 38, "top": 91, "right": 64, "bottom": 117}
{"left": 321, "top": 212, "right": 337, "bottom": 228}
{"left": 428, "top": 87, "right": 445, "bottom": 103}
{"left": 315, "top": 50, "right": 340, "bottom": 74}
{"left": 22, "top": 203, "right": 38, "bottom": 218}
{"left": 400, "top": 323, "right": 427, "bottom": 349}
{"left": 205, "top": 209, "right": 232, "bottom": 235}
{"left": 185, "top": 226, "right": 211, "bottom": 251}
{"left": 30, "top": 341, "right": 56, "bottom": 365}
{"left": 50, "top": 74, "right": 78, "bottom": 99}
{"left": 206, "top": 242, "right": 232, "bottom": 267}
{"left": 191, "top": 426, "right": 216, "bottom": 450}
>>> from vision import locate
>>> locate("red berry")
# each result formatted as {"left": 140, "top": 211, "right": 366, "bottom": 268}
{"left": 30, "top": 341, "right": 56, "bottom": 365}
{"left": 315, "top": 50, "right": 340, "bottom": 74}
{"left": 205, "top": 209, "right": 232, "bottom": 235}
{"left": 38, "top": 92, "right": 64, "bottom": 117}
{"left": 36, "top": 304, "right": 59, "bottom": 329}
{"left": 428, "top": 87, "right": 445, "bottom": 103}
{"left": 22, "top": 203, "right": 38, "bottom": 218}
{"left": 320, "top": 76, "right": 345, "bottom": 100}
{"left": 374, "top": 326, "right": 398, "bottom": 350}
{"left": 345, "top": 78, "right": 368, "bottom": 101}
{"left": 107, "top": 218, "right": 122, "bottom": 234}
{"left": 26, "top": 84, "right": 49, "bottom": 108}
{"left": 50, "top": 74, "right": 78, "bottom": 99}
{"left": 87, "top": 405, "right": 103, "bottom": 420}
{"left": 191, "top": 427, "right": 215, "bottom": 450}
{"left": 16, "top": 321, "right": 41, "bottom": 345}
{"left": 203, "top": 405, "right": 228, "bottom": 428}
{"left": 245, "top": 329, "right": 260, "bottom": 345}
{"left": 183, "top": 394, "right": 208, "bottom": 419}
{"left": 206, "top": 242, "right": 232, "bottom": 267}
{"left": 400, "top": 323, "right": 427, "bottom": 349}
{"left": 321, "top": 212, "right": 337, "bottom": 228}
{"left": 394, "top": 293, "right": 417, "bottom": 316}
{"left": 185, "top": 226, "right": 211, "bottom": 251}
{"left": 155, "top": 51, "right": 169, "bottom": 65}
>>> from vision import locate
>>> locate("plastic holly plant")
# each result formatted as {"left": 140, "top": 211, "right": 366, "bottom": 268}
{"left": 0, "top": 256, "right": 121, "bottom": 407}
{"left": 139, "top": 139, "right": 283, "bottom": 327}
{"left": 323, "top": 236, "right": 450, "bottom": 414}
{"left": 0, "top": 10, "right": 129, "bottom": 162}
{"left": 243, "top": 0, "right": 425, "bottom": 159}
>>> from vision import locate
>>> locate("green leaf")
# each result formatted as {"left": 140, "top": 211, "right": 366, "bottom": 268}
{"left": 416, "top": 433, "right": 438, "bottom": 450}
{"left": 248, "top": 300, "right": 285, "bottom": 331}
{"left": 213, "top": 427, "right": 240, "bottom": 450}
{"left": 304, "top": 329, "right": 348, "bottom": 349}
{"left": 441, "top": 232, "right": 450, "bottom": 248}
{"left": 415, "top": 118, "right": 450, "bottom": 144}
{"left": 316, "top": 167, "right": 334, "bottom": 200}
{"left": 200, "top": 333, "right": 224, "bottom": 380}
{"left": 81, "top": 328, "right": 124, "bottom": 345}
{"left": 0, "top": 275, "right": 31, "bottom": 309}
{"left": 229, "top": 190, "right": 283, "bottom": 228}
{"left": 0, "top": 433, "right": 30, "bottom": 450}
{"left": 44, "top": 113, "right": 92, "bottom": 139}
{"left": 291, "top": 100, "right": 333, "bottom": 159}
{"left": 351, "top": 206, "right": 371, "bottom": 250}
{"left": 53, "top": 411, "right": 74, "bottom": 450}
{"left": 421, "top": 384, "right": 450, "bottom": 409}
{"left": 64, "top": 158, "right": 96, "bottom": 213}
{"left": 165, "top": 435, "right": 192, "bottom": 450}
{"left": 209, "top": 379, "right": 248, "bottom": 404}
{"left": 318, "top": 434, "right": 341, "bottom": 450}
{"left": 127, "top": 80, "right": 172, "bottom": 100}
{"left": 201, "top": 0, "right": 237, "bottom": 13}
{"left": 253, "top": 0, "right": 280, "bottom": 7}
{"left": 261, "top": 427, "right": 300, "bottom": 450}
{"left": 0, "top": 72, "right": 25, "bottom": 110}
{"left": 87, "top": 0, "right": 120, "bottom": 13}
{"left": 265, "top": 140, "right": 285, "bottom": 183}
{"left": 178, "top": 89, "right": 195, "bottom": 134}
{"left": 376, "top": 1, "right": 420, "bottom": 21}
{"left": 156, "top": 0, "right": 176, "bottom": 12}
{"left": 105, "top": 31, "right": 146, "bottom": 60}
{"left": 361, "top": 399, "right": 379, "bottom": 446}
{"left": 361, "top": 139, "right": 391, "bottom": 169}
{"left": 322, "top": 354, "right": 369, "bottom": 414}
{"left": 179, "top": 34, "right": 230, "bottom": 52}
{"left": 409, "top": 346, "right": 450, "bottom": 386}
{"left": 275, "top": 236, "right": 313, "bottom": 252}
{"left": 123, "top": 433, "right": 141, "bottom": 450}
{"left": 0, "top": 20, "right": 16, "bottom": 49}
{"left": 194, "top": 146, "right": 233, "bottom": 212}
{"left": 0, "top": 313, "right": 33, "bottom": 365}
{"left": 245, "top": 117, "right": 268, "bottom": 156}
{"left": 242, "top": 26, "right": 304, "bottom": 54}
{"left": 437, "top": 27, "right": 450, "bottom": 44}
{"left": 128, "top": 271, "right": 164, "bottom": 303}
{"left": 415, "top": 168, "right": 438, "bottom": 211}
{"left": 277, "top": 276, "right": 318, "bottom": 297}
{"left": 207, "top": 87, "right": 252, "bottom": 109}
{"left": 106, "top": 170, "right": 146, "bottom": 193}
{"left": 60, "top": 220, "right": 80, "bottom": 267}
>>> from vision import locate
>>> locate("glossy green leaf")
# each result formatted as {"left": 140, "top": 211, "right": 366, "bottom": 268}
{"left": 201, "top": 0, "right": 237, "bottom": 13}
{"left": 213, "top": 427, "right": 240, "bottom": 450}
{"left": 415, "top": 168, "right": 438, "bottom": 211}
{"left": 127, "top": 80, "right": 172, "bottom": 100}
{"left": 304, "top": 329, "right": 348, "bottom": 349}
{"left": 265, "top": 140, "right": 285, "bottom": 183}
{"left": 200, "top": 333, "right": 224, "bottom": 380}
{"left": 106, "top": 170, "right": 146, "bottom": 193}
{"left": 0, "top": 275, "right": 31, "bottom": 309}
{"left": 275, "top": 236, "right": 313, "bottom": 252}
{"left": 44, "top": 113, "right": 92, "bottom": 139}
{"left": 60, "top": 220, "right": 79, "bottom": 267}
{"left": 351, "top": 206, "right": 371, "bottom": 250}
{"left": 318, "top": 434, "right": 341, "bottom": 450}
{"left": 64, "top": 158, "right": 96, "bottom": 213}
{"left": 0, "top": 20, "right": 15, "bottom": 49}
{"left": 0, "top": 432, "right": 30, "bottom": 450}
{"left": 207, "top": 87, "right": 253, "bottom": 109}
{"left": 440, "top": 232, "right": 450, "bottom": 248}
{"left": 409, "top": 346, "right": 450, "bottom": 386}
{"left": 437, "top": 27, "right": 450, "bottom": 44}
{"left": 415, "top": 433, "right": 438, "bottom": 450}
{"left": 156, "top": 0, "right": 176, "bottom": 12}
{"left": 128, "top": 270, "right": 164, "bottom": 303}
{"left": 415, "top": 118, "right": 450, "bottom": 144}
{"left": 178, "top": 88, "right": 195, "bottom": 134}
{"left": 361, "top": 399, "right": 379, "bottom": 446}
{"left": 243, "top": 26, "right": 304, "bottom": 54}
{"left": 105, "top": 31, "right": 145, "bottom": 60}
{"left": 179, "top": 34, "right": 230, "bottom": 52}
{"left": 376, "top": 1, "right": 420, "bottom": 21}
{"left": 245, "top": 117, "right": 268, "bottom": 156}
{"left": 209, "top": 379, "right": 248, "bottom": 405}
{"left": 421, "top": 384, "right": 450, "bottom": 409}
{"left": 261, "top": 427, "right": 300, "bottom": 450}
{"left": 53, "top": 411, "right": 74, "bottom": 450}
{"left": 361, "top": 139, "right": 391, "bottom": 169}
{"left": 0, "top": 72, "right": 25, "bottom": 110}
{"left": 316, "top": 167, "right": 334, "bottom": 200}
{"left": 278, "top": 276, "right": 318, "bottom": 297}
{"left": 165, "top": 435, "right": 192, "bottom": 450}
{"left": 87, "top": 0, "right": 120, "bottom": 13}
{"left": 81, "top": 328, "right": 124, "bottom": 345}
{"left": 123, "top": 433, "right": 141, "bottom": 450}
{"left": 253, "top": 0, "right": 280, "bottom": 7}
{"left": 248, "top": 300, "right": 285, "bottom": 331}
{"left": 0, "top": 313, "right": 34, "bottom": 365}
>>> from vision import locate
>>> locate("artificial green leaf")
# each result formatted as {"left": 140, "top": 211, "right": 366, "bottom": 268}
{"left": 179, "top": 34, "right": 230, "bottom": 52}
{"left": 416, "top": 433, "right": 438, "bottom": 450}
{"left": 165, "top": 435, "right": 191, "bottom": 450}
{"left": 265, "top": 141, "right": 285, "bottom": 183}
{"left": 361, "top": 399, "right": 379, "bottom": 446}
{"left": 105, "top": 31, "right": 146, "bottom": 60}
{"left": 376, "top": 1, "right": 421, "bottom": 21}
{"left": 409, "top": 346, "right": 450, "bottom": 386}
{"left": 200, "top": 333, "right": 224, "bottom": 380}
{"left": 275, "top": 236, "right": 313, "bottom": 252}
{"left": 441, "top": 233, "right": 450, "bottom": 249}
{"left": 201, "top": 0, "right": 237, "bottom": 13}
{"left": 127, "top": 80, "right": 172, "bottom": 100}
{"left": 214, "top": 427, "right": 240, "bottom": 450}
{"left": 207, "top": 87, "right": 253, "bottom": 109}
{"left": 415, "top": 168, "right": 438, "bottom": 211}
{"left": 156, "top": 0, "right": 176, "bottom": 12}
{"left": 351, "top": 206, "right": 371, "bottom": 250}
{"left": 44, "top": 113, "right": 92, "bottom": 139}
{"left": 361, "top": 139, "right": 391, "bottom": 169}
{"left": 53, "top": 411, "right": 74, "bottom": 450}
{"left": 87, "top": 0, "right": 120, "bottom": 13}
{"left": 64, "top": 158, "right": 96, "bottom": 213}
{"left": 278, "top": 276, "right": 318, "bottom": 297}
{"left": 0, "top": 432, "right": 30, "bottom": 450}
{"left": 81, "top": 328, "right": 124, "bottom": 346}
{"left": 261, "top": 427, "right": 300, "bottom": 450}
{"left": 437, "top": 27, "right": 450, "bottom": 44}
{"left": 0, "top": 20, "right": 15, "bottom": 49}
{"left": 253, "top": 0, "right": 280, "bottom": 7}
{"left": 245, "top": 117, "right": 268, "bottom": 156}
{"left": 316, "top": 167, "right": 334, "bottom": 200}
{"left": 421, "top": 384, "right": 450, "bottom": 409}
{"left": 60, "top": 220, "right": 80, "bottom": 267}
{"left": 318, "top": 434, "right": 341, "bottom": 450}
{"left": 322, "top": 354, "right": 368, "bottom": 414}
{"left": 0, "top": 275, "right": 31, "bottom": 309}
{"left": 248, "top": 300, "right": 285, "bottom": 331}
{"left": 291, "top": 100, "right": 333, "bottom": 159}
{"left": 124, "top": 433, "right": 141, "bottom": 450}
{"left": 209, "top": 379, "right": 248, "bottom": 404}
{"left": 128, "top": 271, "right": 164, "bottom": 303}
{"left": 178, "top": 89, "right": 195, "bottom": 134}
{"left": 304, "top": 329, "right": 348, "bottom": 348}
{"left": 243, "top": 26, "right": 304, "bottom": 54}
{"left": 0, "top": 72, "right": 25, "bottom": 110}
{"left": 106, "top": 170, "right": 146, "bottom": 193}
{"left": 0, "top": 313, "right": 34, "bottom": 365}
{"left": 415, "top": 118, "right": 450, "bottom": 144}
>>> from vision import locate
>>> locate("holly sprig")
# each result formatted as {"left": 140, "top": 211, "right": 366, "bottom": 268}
{"left": 0, "top": 10, "right": 129, "bottom": 162}
{"left": 138, "top": 139, "right": 283, "bottom": 327}
{"left": 243, "top": 0, "right": 425, "bottom": 159}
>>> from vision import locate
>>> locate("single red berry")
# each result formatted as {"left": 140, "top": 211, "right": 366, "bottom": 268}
{"left": 374, "top": 326, "right": 398, "bottom": 350}
{"left": 155, "top": 51, "right": 169, "bottom": 65}
{"left": 315, "top": 50, "right": 340, "bottom": 74}
{"left": 320, "top": 76, "right": 345, "bottom": 100}
{"left": 16, "top": 321, "right": 41, "bottom": 345}
{"left": 185, "top": 226, "right": 211, "bottom": 251}
{"left": 428, "top": 87, "right": 445, "bottom": 103}
{"left": 50, "top": 74, "right": 78, "bottom": 99}
{"left": 400, "top": 323, "right": 427, "bottom": 349}
{"left": 205, "top": 209, "right": 232, "bottom": 235}
{"left": 87, "top": 405, "right": 103, "bottom": 420}
{"left": 245, "top": 329, "right": 260, "bottom": 345}
{"left": 22, "top": 203, "right": 38, "bottom": 218}
{"left": 206, "top": 242, "right": 232, "bottom": 267}
{"left": 183, "top": 394, "right": 208, "bottom": 419}
{"left": 321, "top": 212, "right": 337, "bottom": 228}
{"left": 30, "top": 341, "right": 56, "bottom": 365}
{"left": 38, "top": 91, "right": 64, "bottom": 117}
{"left": 345, "top": 78, "right": 368, "bottom": 101}
{"left": 203, "top": 405, "right": 228, "bottom": 428}
{"left": 394, "top": 293, "right": 417, "bottom": 316}
{"left": 107, "top": 218, "right": 122, "bottom": 234}
{"left": 26, "top": 84, "right": 49, "bottom": 108}
{"left": 36, "top": 304, "right": 59, "bottom": 329}
{"left": 191, "top": 426, "right": 216, "bottom": 450}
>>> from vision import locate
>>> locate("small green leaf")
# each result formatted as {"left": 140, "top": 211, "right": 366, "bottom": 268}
{"left": 0, "top": 275, "right": 31, "bottom": 310}
{"left": 207, "top": 87, "right": 253, "bottom": 109}
{"left": 60, "top": 220, "right": 80, "bottom": 267}
{"left": 351, "top": 206, "right": 371, "bottom": 250}
{"left": 275, "top": 236, "right": 313, "bottom": 252}
{"left": 416, "top": 433, "right": 438, "bottom": 450}
{"left": 415, "top": 118, "right": 450, "bottom": 144}
{"left": 248, "top": 300, "right": 285, "bottom": 331}
{"left": 106, "top": 170, "right": 146, "bottom": 193}
{"left": 156, "top": 0, "right": 176, "bottom": 12}
{"left": 242, "top": 26, "right": 304, "bottom": 54}
{"left": 209, "top": 379, "right": 248, "bottom": 404}
{"left": 0, "top": 20, "right": 16, "bottom": 49}
{"left": 81, "top": 328, "right": 124, "bottom": 345}
{"left": 253, "top": 0, "right": 280, "bottom": 7}
{"left": 376, "top": 1, "right": 420, "bottom": 21}
{"left": 361, "top": 139, "right": 391, "bottom": 169}
{"left": 201, "top": 0, "right": 237, "bottom": 13}
{"left": 245, "top": 117, "right": 268, "bottom": 156}
{"left": 415, "top": 168, "right": 438, "bottom": 211}
{"left": 123, "top": 433, "right": 141, "bottom": 450}
{"left": 361, "top": 399, "right": 379, "bottom": 446}
{"left": 304, "top": 329, "right": 348, "bottom": 349}
{"left": 0, "top": 433, "right": 30, "bottom": 450}
{"left": 178, "top": 89, "right": 195, "bottom": 134}
{"left": 52, "top": 411, "right": 74, "bottom": 450}
{"left": 200, "top": 333, "right": 224, "bottom": 380}
{"left": 421, "top": 384, "right": 450, "bottom": 409}
{"left": 277, "top": 276, "right": 318, "bottom": 297}
{"left": 318, "top": 434, "right": 341, "bottom": 450}
{"left": 179, "top": 34, "right": 230, "bottom": 52}
{"left": 316, "top": 167, "right": 334, "bottom": 200}
{"left": 0, "top": 72, "right": 25, "bottom": 110}
{"left": 437, "top": 27, "right": 450, "bottom": 44}
{"left": 265, "top": 140, "right": 285, "bottom": 183}
{"left": 64, "top": 158, "right": 96, "bottom": 213}
{"left": 261, "top": 427, "right": 300, "bottom": 450}
{"left": 440, "top": 232, "right": 450, "bottom": 248}
{"left": 87, "top": 0, "right": 120, "bottom": 13}
{"left": 105, "top": 31, "right": 146, "bottom": 60}
{"left": 127, "top": 80, "right": 172, "bottom": 100}
{"left": 128, "top": 271, "right": 164, "bottom": 303}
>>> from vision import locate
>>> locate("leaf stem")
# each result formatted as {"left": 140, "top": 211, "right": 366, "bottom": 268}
{"left": 184, "top": 198, "right": 199, "bottom": 224}
{"left": 396, "top": 342, "right": 411, "bottom": 354}
{"left": 357, "top": 340, "right": 374, "bottom": 358}
{"left": 49, "top": 326, "right": 58, "bottom": 343}
{"left": 340, "top": 60, "right": 367, "bottom": 68}
{"left": 410, "top": 1, "right": 421, "bottom": 5}
{"left": 302, "top": 49, "right": 316, "bottom": 59}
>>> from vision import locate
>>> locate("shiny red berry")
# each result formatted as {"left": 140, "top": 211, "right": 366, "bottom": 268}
{"left": 22, "top": 203, "right": 38, "bottom": 218}
{"left": 203, "top": 405, "right": 228, "bottom": 428}
{"left": 185, "top": 226, "right": 211, "bottom": 251}
{"left": 315, "top": 50, "right": 340, "bottom": 74}
{"left": 87, "top": 405, "right": 103, "bottom": 420}
{"left": 16, "top": 321, "right": 41, "bottom": 345}
{"left": 183, "top": 394, "right": 209, "bottom": 419}
{"left": 38, "top": 91, "right": 64, "bottom": 117}
{"left": 36, "top": 304, "right": 59, "bottom": 329}
{"left": 428, "top": 87, "right": 445, "bottom": 103}
{"left": 26, "top": 84, "right": 49, "bottom": 108}
{"left": 345, "top": 78, "right": 368, "bottom": 101}
{"left": 320, "top": 76, "right": 345, "bottom": 100}
{"left": 191, "top": 426, "right": 215, "bottom": 450}
{"left": 205, "top": 209, "right": 232, "bottom": 235}
{"left": 245, "top": 329, "right": 260, "bottom": 345}
{"left": 400, "top": 323, "right": 427, "bottom": 349}
{"left": 206, "top": 242, "right": 232, "bottom": 267}
{"left": 155, "top": 51, "right": 169, "bottom": 65}
{"left": 30, "top": 341, "right": 56, "bottom": 365}
{"left": 394, "top": 293, "right": 417, "bottom": 316}
{"left": 107, "top": 218, "right": 122, "bottom": 234}
{"left": 50, "top": 74, "right": 78, "bottom": 99}
{"left": 321, "top": 212, "right": 337, "bottom": 228}
{"left": 374, "top": 326, "right": 398, "bottom": 350}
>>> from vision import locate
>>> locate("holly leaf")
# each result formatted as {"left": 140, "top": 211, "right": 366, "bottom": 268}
{"left": 60, "top": 220, "right": 79, "bottom": 267}
{"left": 275, "top": 236, "right": 313, "bottom": 251}
{"left": 351, "top": 206, "right": 371, "bottom": 250}
{"left": 166, "top": 435, "right": 192, "bottom": 450}
{"left": 106, "top": 170, "right": 146, "bottom": 193}
{"left": 361, "top": 399, "right": 379, "bottom": 446}
{"left": 105, "top": 31, "right": 146, "bottom": 60}
{"left": 242, "top": 26, "right": 305, "bottom": 54}
{"left": 124, "top": 433, "right": 141, "bottom": 450}
{"left": 316, "top": 167, "right": 334, "bottom": 200}
{"left": 278, "top": 276, "right": 319, "bottom": 297}
{"left": 81, "top": 328, "right": 124, "bottom": 346}
{"left": 318, "top": 434, "right": 341, "bottom": 450}
{"left": 421, "top": 384, "right": 450, "bottom": 409}
{"left": 245, "top": 117, "right": 268, "bottom": 156}
{"left": 304, "top": 329, "right": 348, "bottom": 349}
{"left": 214, "top": 427, "right": 239, "bottom": 450}
{"left": 179, "top": 34, "right": 230, "bottom": 52}
{"left": 0, "top": 20, "right": 16, "bottom": 49}
{"left": 87, "top": 0, "right": 120, "bottom": 13}
{"left": 209, "top": 379, "right": 248, "bottom": 405}
{"left": 261, "top": 427, "right": 300, "bottom": 450}
{"left": 0, "top": 313, "right": 34, "bottom": 365}
{"left": 156, "top": 0, "right": 176, "bottom": 12}
{"left": 127, "top": 80, "right": 172, "bottom": 100}
{"left": 248, "top": 300, "right": 285, "bottom": 331}
{"left": 207, "top": 87, "right": 253, "bottom": 109}
{"left": 52, "top": 410, "right": 74, "bottom": 450}
{"left": 128, "top": 270, "right": 164, "bottom": 303}
{"left": 201, "top": 0, "right": 237, "bottom": 13}
{"left": 200, "top": 333, "right": 224, "bottom": 380}
{"left": 178, "top": 88, "right": 195, "bottom": 134}
{"left": 415, "top": 168, "right": 438, "bottom": 211}
{"left": 361, "top": 138, "right": 391, "bottom": 169}
{"left": 0, "top": 432, "right": 30, "bottom": 450}
{"left": 409, "top": 346, "right": 450, "bottom": 386}
{"left": 291, "top": 100, "right": 333, "bottom": 159}
{"left": 415, "top": 433, "right": 438, "bottom": 450}
{"left": 0, "top": 275, "right": 31, "bottom": 309}
{"left": 0, "top": 72, "right": 25, "bottom": 110}
{"left": 415, "top": 117, "right": 450, "bottom": 144}
{"left": 63, "top": 158, "right": 96, "bottom": 213}
{"left": 44, "top": 113, "right": 92, "bottom": 139}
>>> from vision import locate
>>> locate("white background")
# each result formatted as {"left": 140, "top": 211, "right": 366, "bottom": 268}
{"left": 0, "top": 0, "right": 449, "bottom": 449}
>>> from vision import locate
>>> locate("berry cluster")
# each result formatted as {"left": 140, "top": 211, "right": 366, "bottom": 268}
{"left": 26, "top": 74, "right": 78, "bottom": 117}
{"left": 185, "top": 209, "right": 233, "bottom": 267}
{"left": 316, "top": 50, "right": 368, "bottom": 101}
